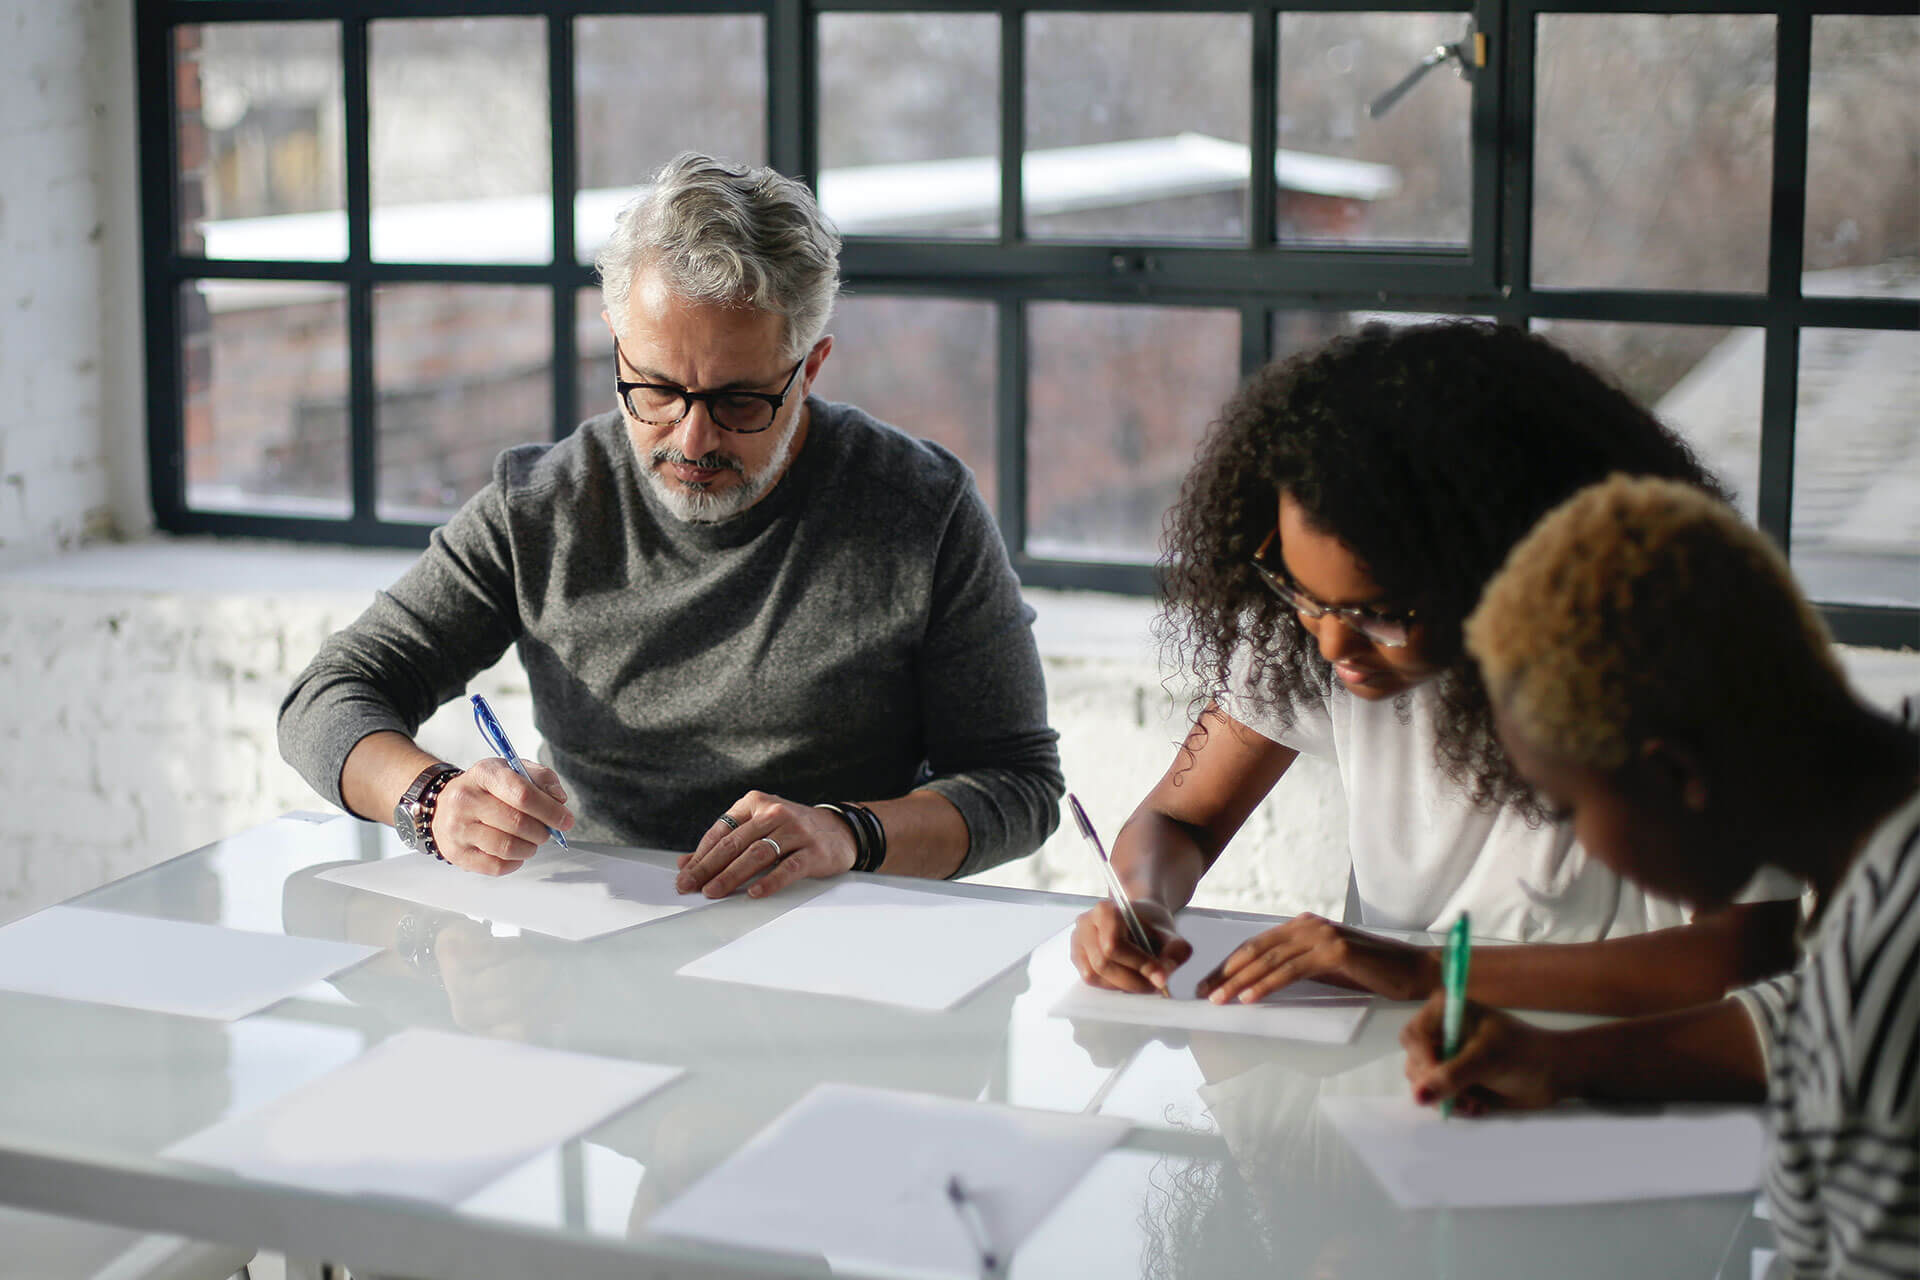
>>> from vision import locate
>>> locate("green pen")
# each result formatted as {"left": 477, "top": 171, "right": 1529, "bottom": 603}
{"left": 1439, "top": 912, "right": 1471, "bottom": 1119}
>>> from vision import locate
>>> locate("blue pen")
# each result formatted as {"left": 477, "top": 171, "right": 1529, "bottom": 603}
{"left": 469, "top": 693, "right": 568, "bottom": 849}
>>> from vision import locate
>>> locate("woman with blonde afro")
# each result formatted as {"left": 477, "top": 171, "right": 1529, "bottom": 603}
{"left": 1403, "top": 474, "right": 1918, "bottom": 1278}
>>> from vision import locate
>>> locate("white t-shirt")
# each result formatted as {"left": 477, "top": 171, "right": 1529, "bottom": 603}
{"left": 1223, "top": 661, "right": 1797, "bottom": 941}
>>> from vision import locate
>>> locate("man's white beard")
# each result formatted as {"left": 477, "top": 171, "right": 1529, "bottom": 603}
{"left": 640, "top": 406, "right": 803, "bottom": 524}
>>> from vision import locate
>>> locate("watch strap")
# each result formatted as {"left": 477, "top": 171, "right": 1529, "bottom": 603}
{"left": 398, "top": 762, "right": 463, "bottom": 862}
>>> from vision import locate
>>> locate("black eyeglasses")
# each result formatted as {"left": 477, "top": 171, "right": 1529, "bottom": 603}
{"left": 1251, "top": 526, "right": 1420, "bottom": 648}
{"left": 612, "top": 335, "right": 805, "bottom": 435}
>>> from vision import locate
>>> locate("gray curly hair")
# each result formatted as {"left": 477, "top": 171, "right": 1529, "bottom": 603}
{"left": 597, "top": 152, "right": 841, "bottom": 361}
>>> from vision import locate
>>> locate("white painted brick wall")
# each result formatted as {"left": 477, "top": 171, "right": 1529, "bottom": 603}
{"left": 0, "top": 0, "right": 134, "bottom": 566}
{"left": 0, "top": 558, "right": 1354, "bottom": 925}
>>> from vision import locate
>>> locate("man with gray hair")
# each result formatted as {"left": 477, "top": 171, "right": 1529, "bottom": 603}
{"left": 280, "top": 153, "right": 1062, "bottom": 897}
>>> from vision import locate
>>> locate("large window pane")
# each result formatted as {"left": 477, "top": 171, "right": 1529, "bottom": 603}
{"left": 1277, "top": 13, "right": 1472, "bottom": 247}
{"left": 374, "top": 286, "right": 552, "bottom": 523}
{"left": 1027, "top": 303, "right": 1241, "bottom": 562}
{"left": 1804, "top": 16, "right": 1920, "bottom": 299}
{"left": 1534, "top": 319, "right": 1760, "bottom": 522}
{"left": 575, "top": 16, "right": 765, "bottom": 263}
{"left": 819, "top": 14, "right": 999, "bottom": 238}
{"left": 177, "top": 23, "right": 343, "bottom": 260}
{"left": 1791, "top": 329, "right": 1919, "bottom": 607}
{"left": 1533, "top": 15, "right": 1775, "bottom": 292}
{"left": 370, "top": 19, "right": 550, "bottom": 264}
{"left": 1025, "top": 13, "right": 1251, "bottom": 242}
{"left": 813, "top": 295, "right": 998, "bottom": 508}
{"left": 182, "top": 280, "right": 349, "bottom": 517}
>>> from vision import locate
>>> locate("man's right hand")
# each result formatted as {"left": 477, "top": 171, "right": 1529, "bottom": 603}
{"left": 1070, "top": 898, "right": 1191, "bottom": 993}
{"left": 430, "top": 757, "right": 574, "bottom": 875}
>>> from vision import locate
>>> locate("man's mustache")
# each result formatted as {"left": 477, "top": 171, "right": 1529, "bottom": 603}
{"left": 650, "top": 446, "right": 743, "bottom": 475}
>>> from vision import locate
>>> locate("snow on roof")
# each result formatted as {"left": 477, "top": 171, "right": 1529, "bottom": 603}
{"left": 196, "top": 132, "right": 1400, "bottom": 275}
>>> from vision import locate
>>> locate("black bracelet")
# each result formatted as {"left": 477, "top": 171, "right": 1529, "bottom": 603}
{"left": 815, "top": 803, "right": 870, "bottom": 872}
{"left": 848, "top": 803, "right": 886, "bottom": 874}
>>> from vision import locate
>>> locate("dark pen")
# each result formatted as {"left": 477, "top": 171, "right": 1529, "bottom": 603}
{"left": 1067, "top": 793, "right": 1171, "bottom": 996}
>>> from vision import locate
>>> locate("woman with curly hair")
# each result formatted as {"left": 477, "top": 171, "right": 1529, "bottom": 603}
{"left": 1071, "top": 321, "right": 1801, "bottom": 1015}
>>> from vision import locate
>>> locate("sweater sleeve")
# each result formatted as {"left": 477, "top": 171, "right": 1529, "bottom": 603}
{"left": 913, "top": 478, "right": 1064, "bottom": 878}
{"left": 278, "top": 475, "right": 525, "bottom": 814}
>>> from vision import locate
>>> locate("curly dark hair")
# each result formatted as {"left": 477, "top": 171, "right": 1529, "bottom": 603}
{"left": 1160, "top": 320, "right": 1726, "bottom": 816}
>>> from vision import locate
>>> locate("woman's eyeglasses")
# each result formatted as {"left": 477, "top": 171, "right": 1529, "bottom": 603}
{"left": 1250, "top": 526, "right": 1419, "bottom": 648}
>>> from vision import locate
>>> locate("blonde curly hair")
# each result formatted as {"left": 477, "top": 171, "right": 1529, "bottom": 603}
{"left": 1465, "top": 475, "right": 1848, "bottom": 770}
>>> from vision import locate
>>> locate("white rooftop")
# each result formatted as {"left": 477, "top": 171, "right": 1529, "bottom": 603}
{"left": 195, "top": 132, "right": 1399, "bottom": 271}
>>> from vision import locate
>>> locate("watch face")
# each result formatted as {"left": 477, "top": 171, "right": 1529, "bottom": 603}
{"left": 393, "top": 805, "right": 422, "bottom": 852}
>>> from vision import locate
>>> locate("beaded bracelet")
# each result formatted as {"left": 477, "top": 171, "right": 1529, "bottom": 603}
{"left": 418, "top": 768, "right": 461, "bottom": 863}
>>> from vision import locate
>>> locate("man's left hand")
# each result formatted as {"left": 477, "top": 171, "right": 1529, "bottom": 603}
{"left": 677, "top": 791, "right": 858, "bottom": 899}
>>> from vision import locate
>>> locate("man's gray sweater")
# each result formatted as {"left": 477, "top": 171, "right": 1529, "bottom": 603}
{"left": 279, "top": 401, "right": 1062, "bottom": 877}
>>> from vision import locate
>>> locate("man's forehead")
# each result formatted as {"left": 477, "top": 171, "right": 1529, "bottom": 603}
{"left": 621, "top": 271, "right": 787, "bottom": 379}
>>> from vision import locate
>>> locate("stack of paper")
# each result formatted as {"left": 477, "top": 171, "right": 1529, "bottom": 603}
{"left": 650, "top": 1082, "right": 1130, "bottom": 1277}
{"left": 317, "top": 848, "right": 714, "bottom": 941}
{"left": 0, "top": 906, "right": 379, "bottom": 1021}
{"left": 676, "top": 880, "right": 1082, "bottom": 1010}
{"left": 1051, "top": 913, "right": 1372, "bottom": 1043}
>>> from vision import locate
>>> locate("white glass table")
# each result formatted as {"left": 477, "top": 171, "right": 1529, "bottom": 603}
{"left": 0, "top": 815, "right": 1773, "bottom": 1278}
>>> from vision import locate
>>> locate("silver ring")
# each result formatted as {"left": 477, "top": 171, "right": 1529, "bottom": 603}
{"left": 715, "top": 813, "right": 740, "bottom": 832}
{"left": 753, "top": 836, "right": 782, "bottom": 859}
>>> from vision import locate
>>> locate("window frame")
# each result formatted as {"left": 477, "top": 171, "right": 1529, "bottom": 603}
{"left": 136, "top": 0, "right": 1920, "bottom": 647}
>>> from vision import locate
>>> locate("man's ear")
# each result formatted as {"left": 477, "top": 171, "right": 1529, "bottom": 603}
{"left": 1638, "top": 737, "right": 1710, "bottom": 814}
{"left": 802, "top": 334, "right": 834, "bottom": 390}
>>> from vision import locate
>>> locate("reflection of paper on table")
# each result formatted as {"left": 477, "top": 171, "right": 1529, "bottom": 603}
{"left": 0, "top": 906, "right": 378, "bottom": 1021}
{"left": 1318, "top": 1096, "right": 1766, "bottom": 1208}
{"left": 317, "top": 848, "right": 713, "bottom": 941}
{"left": 166, "top": 1027, "right": 680, "bottom": 1205}
{"left": 650, "top": 1082, "right": 1129, "bottom": 1278}
{"left": 1051, "top": 913, "right": 1372, "bottom": 1044}
{"left": 676, "top": 880, "right": 1081, "bottom": 1011}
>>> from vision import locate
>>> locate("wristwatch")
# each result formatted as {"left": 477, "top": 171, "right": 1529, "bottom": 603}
{"left": 393, "top": 762, "right": 463, "bottom": 860}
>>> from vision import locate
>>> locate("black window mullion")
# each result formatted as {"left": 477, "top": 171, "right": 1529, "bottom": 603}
{"left": 1499, "top": 0, "right": 1535, "bottom": 300}
{"left": 1248, "top": 4, "right": 1278, "bottom": 252}
{"left": 139, "top": 3, "right": 184, "bottom": 530}
{"left": 1470, "top": 0, "right": 1505, "bottom": 294}
{"left": 1755, "top": 5, "right": 1812, "bottom": 555}
{"left": 344, "top": 13, "right": 376, "bottom": 531}
{"left": 1239, "top": 301, "right": 1270, "bottom": 379}
{"left": 1000, "top": 8, "right": 1024, "bottom": 246}
{"left": 768, "top": 0, "right": 814, "bottom": 185}
{"left": 550, "top": 12, "right": 578, "bottom": 440}
{"left": 995, "top": 297, "right": 1028, "bottom": 556}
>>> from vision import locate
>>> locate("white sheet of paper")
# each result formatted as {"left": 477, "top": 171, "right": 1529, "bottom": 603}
{"left": 317, "top": 848, "right": 713, "bottom": 941}
{"left": 1752, "top": 1247, "right": 1778, "bottom": 1280}
{"left": 1051, "top": 913, "right": 1371, "bottom": 1044}
{"left": 1318, "top": 1096, "right": 1767, "bottom": 1209}
{"left": 0, "top": 906, "right": 378, "bottom": 1021}
{"left": 649, "top": 1082, "right": 1129, "bottom": 1279}
{"left": 675, "top": 880, "right": 1082, "bottom": 1011}
{"left": 166, "top": 1027, "right": 680, "bottom": 1205}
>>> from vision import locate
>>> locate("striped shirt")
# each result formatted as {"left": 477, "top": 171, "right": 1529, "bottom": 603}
{"left": 1734, "top": 768, "right": 1920, "bottom": 1279}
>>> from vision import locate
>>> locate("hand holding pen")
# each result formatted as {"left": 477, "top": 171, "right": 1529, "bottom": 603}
{"left": 471, "top": 694, "right": 569, "bottom": 850}
{"left": 419, "top": 697, "right": 574, "bottom": 875}
{"left": 1065, "top": 794, "right": 1190, "bottom": 996}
